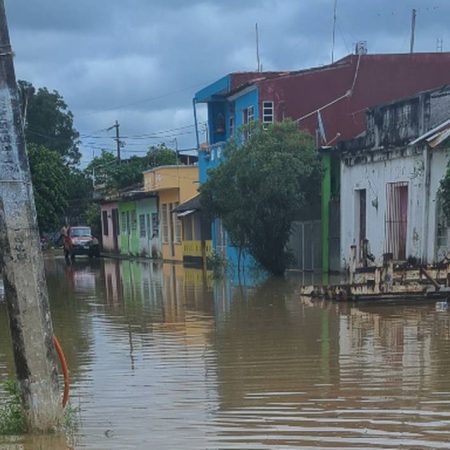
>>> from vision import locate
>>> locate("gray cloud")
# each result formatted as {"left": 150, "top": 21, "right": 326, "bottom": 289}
{"left": 6, "top": 0, "right": 450, "bottom": 163}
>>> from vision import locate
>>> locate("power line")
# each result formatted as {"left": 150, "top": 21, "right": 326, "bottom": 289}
{"left": 79, "top": 122, "right": 206, "bottom": 139}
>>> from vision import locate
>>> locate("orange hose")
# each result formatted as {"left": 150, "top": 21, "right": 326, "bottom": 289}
{"left": 52, "top": 335, "right": 70, "bottom": 408}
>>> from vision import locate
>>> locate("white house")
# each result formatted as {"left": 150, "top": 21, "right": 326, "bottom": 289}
{"left": 339, "top": 87, "right": 450, "bottom": 269}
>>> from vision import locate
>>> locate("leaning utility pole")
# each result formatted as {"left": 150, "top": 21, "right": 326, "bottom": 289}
{"left": 0, "top": 0, "right": 62, "bottom": 431}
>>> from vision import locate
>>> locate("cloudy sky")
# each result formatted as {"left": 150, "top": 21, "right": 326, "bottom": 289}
{"left": 6, "top": 0, "right": 450, "bottom": 165}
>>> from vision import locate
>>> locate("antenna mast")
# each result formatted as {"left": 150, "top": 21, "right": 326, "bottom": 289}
{"left": 410, "top": 8, "right": 416, "bottom": 53}
{"left": 255, "top": 23, "right": 261, "bottom": 72}
{"left": 331, "top": 0, "right": 337, "bottom": 63}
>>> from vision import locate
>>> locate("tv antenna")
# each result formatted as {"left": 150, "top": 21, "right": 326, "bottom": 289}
{"left": 256, "top": 23, "right": 261, "bottom": 72}
{"left": 331, "top": 0, "right": 338, "bottom": 63}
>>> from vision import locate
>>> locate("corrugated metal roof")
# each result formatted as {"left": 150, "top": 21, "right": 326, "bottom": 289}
{"left": 173, "top": 194, "right": 201, "bottom": 212}
{"left": 409, "top": 119, "right": 450, "bottom": 147}
{"left": 427, "top": 126, "right": 450, "bottom": 148}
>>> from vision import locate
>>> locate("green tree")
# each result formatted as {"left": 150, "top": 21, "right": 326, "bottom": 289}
{"left": 86, "top": 144, "right": 178, "bottom": 191}
{"left": 27, "top": 144, "right": 69, "bottom": 232}
{"left": 65, "top": 169, "right": 93, "bottom": 225}
{"left": 18, "top": 80, "right": 80, "bottom": 165}
{"left": 147, "top": 144, "right": 178, "bottom": 167}
{"left": 86, "top": 151, "right": 147, "bottom": 190}
{"left": 200, "top": 120, "right": 321, "bottom": 275}
{"left": 439, "top": 161, "right": 450, "bottom": 221}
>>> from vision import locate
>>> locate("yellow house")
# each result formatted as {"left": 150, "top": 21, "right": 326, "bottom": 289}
{"left": 143, "top": 165, "right": 198, "bottom": 262}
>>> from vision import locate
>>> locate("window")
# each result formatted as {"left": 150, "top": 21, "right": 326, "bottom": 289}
{"left": 139, "top": 214, "right": 146, "bottom": 238}
{"left": 229, "top": 115, "right": 235, "bottom": 137}
{"left": 152, "top": 212, "right": 159, "bottom": 237}
{"left": 131, "top": 210, "right": 137, "bottom": 232}
{"left": 161, "top": 204, "right": 169, "bottom": 243}
{"left": 243, "top": 106, "right": 254, "bottom": 125}
{"left": 243, "top": 106, "right": 255, "bottom": 141}
{"left": 262, "top": 101, "right": 274, "bottom": 126}
{"left": 121, "top": 212, "right": 127, "bottom": 234}
{"left": 102, "top": 210, "right": 109, "bottom": 236}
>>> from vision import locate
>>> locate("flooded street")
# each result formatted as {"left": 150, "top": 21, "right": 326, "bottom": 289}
{"left": 1, "top": 257, "right": 450, "bottom": 449}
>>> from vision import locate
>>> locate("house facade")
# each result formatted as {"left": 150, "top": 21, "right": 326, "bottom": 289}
{"left": 100, "top": 189, "right": 159, "bottom": 258}
{"left": 193, "top": 52, "right": 450, "bottom": 273}
{"left": 143, "top": 165, "right": 198, "bottom": 262}
{"left": 339, "top": 86, "right": 450, "bottom": 268}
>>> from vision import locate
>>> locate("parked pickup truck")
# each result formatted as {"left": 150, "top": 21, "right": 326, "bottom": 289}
{"left": 64, "top": 226, "right": 100, "bottom": 260}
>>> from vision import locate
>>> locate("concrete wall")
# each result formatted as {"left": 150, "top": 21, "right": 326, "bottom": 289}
{"left": 340, "top": 145, "right": 450, "bottom": 268}
{"left": 340, "top": 86, "right": 450, "bottom": 269}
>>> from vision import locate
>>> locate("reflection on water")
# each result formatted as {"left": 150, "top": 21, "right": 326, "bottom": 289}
{"left": 0, "top": 256, "right": 450, "bottom": 448}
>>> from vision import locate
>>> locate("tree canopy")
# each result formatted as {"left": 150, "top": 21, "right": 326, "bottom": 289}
{"left": 147, "top": 144, "right": 179, "bottom": 167}
{"left": 18, "top": 80, "right": 93, "bottom": 232}
{"left": 86, "top": 144, "right": 178, "bottom": 191}
{"left": 200, "top": 120, "right": 321, "bottom": 275}
{"left": 18, "top": 80, "right": 81, "bottom": 165}
{"left": 439, "top": 160, "right": 450, "bottom": 222}
{"left": 27, "top": 144, "right": 69, "bottom": 232}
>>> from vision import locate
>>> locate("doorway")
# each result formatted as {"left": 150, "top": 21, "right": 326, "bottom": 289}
{"left": 385, "top": 182, "right": 408, "bottom": 260}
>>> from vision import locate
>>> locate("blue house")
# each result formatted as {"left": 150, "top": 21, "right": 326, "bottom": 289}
{"left": 193, "top": 72, "right": 278, "bottom": 272}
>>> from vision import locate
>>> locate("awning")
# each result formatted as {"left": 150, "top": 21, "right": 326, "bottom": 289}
{"left": 177, "top": 209, "right": 196, "bottom": 218}
{"left": 173, "top": 194, "right": 202, "bottom": 213}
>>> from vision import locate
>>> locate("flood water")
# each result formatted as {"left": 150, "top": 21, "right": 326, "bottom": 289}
{"left": 1, "top": 257, "right": 450, "bottom": 449}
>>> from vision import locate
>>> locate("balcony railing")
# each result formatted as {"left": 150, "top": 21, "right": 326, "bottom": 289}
{"left": 202, "top": 141, "right": 226, "bottom": 162}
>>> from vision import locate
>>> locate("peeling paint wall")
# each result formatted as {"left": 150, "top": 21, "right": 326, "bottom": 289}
{"left": 340, "top": 88, "right": 450, "bottom": 269}
{"left": 341, "top": 148, "right": 426, "bottom": 267}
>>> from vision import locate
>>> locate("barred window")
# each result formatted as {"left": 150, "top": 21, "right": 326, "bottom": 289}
{"left": 243, "top": 106, "right": 254, "bottom": 124}
{"left": 131, "top": 210, "right": 137, "bottom": 232}
{"left": 243, "top": 106, "right": 255, "bottom": 141}
{"left": 262, "top": 101, "right": 274, "bottom": 125}
{"left": 229, "top": 115, "right": 235, "bottom": 137}
{"left": 121, "top": 212, "right": 127, "bottom": 234}
{"left": 139, "top": 214, "right": 146, "bottom": 238}
{"left": 152, "top": 212, "right": 159, "bottom": 236}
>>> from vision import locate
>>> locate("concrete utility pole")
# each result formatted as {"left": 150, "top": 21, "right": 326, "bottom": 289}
{"left": 107, "top": 120, "right": 121, "bottom": 161}
{"left": 0, "top": 0, "right": 62, "bottom": 431}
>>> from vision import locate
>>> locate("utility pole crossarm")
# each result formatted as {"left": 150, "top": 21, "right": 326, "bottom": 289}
{"left": 107, "top": 120, "right": 121, "bottom": 161}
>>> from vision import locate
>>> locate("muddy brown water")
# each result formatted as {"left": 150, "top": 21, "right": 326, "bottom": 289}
{"left": 1, "top": 257, "right": 450, "bottom": 449}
